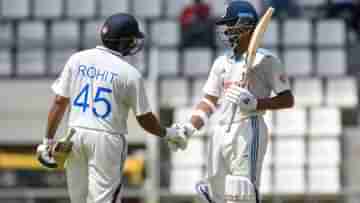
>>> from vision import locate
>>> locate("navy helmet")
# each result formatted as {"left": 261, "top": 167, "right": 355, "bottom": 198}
{"left": 216, "top": 1, "right": 259, "bottom": 49}
{"left": 216, "top": 0, "right": 259, "bottom": 26}
{"left": 101, "top": 13, "right": 145, "bottom": 56}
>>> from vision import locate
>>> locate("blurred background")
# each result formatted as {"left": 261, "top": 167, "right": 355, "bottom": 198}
{"left": 1, "top": 0, "right": 360, "bottom": 202}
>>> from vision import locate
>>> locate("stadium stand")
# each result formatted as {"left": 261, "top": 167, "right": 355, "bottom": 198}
{"left": 33, "top": 0, "right": 63, "bottom": 18}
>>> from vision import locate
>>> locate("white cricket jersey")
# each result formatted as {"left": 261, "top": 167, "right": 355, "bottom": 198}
{"left": 52, "top": 46, "right": 151, "bottom": 134}
{"left": 203, "top": 48, "right": 290, "bottom": 124}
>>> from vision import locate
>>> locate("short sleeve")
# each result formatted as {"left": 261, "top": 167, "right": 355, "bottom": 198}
{"left": 127, "top": 75, "right": 152, "bottom": 116}
{"left": 264, "top": 56, "right": 291, "bottom": 94}
{"left": 51, "top": 55, "right": 75, "bottom": 98}
{"left": 202, "top": 57, "right": 223, "bottom": 97}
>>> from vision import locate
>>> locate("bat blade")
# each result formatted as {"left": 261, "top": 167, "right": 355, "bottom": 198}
{"left": 246, "top": 7, "right": 274, "bottom": 69}
{"left": 227, "top": 7, "right": 274, "bottom": 133}
{"left": 53, "top": 128, "right": 76, "bottom": 153}
{"left": 52, "top": 128, "right": 76, "bottom": 169}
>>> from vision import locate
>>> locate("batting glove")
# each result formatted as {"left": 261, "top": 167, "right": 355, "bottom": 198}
{"left": 167, "top": 123, "right": 199, "bottom": 152}
{"left": 163, "top": 126, "right": 188, "bottom": 151}
{"left": 225, "top": 85, "right": 257, "bottom": 112}
{"left": 36, "top": 138, "right": 58, "bottom": 169}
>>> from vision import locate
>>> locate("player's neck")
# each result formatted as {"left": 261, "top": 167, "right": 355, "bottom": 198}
{"left": 234, "top": 42, "right": 249, "bottom": 57}
{"left": 233, "top": 33, "right": 251, "bottom": 57}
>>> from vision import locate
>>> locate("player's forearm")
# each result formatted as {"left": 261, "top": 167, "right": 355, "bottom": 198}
{"left": 190, "top": 103, "right": 210, "bottom": 130}
{"left": 46, "top": 96, "right": 69, "bottom": 139}
{"left": 190, "top": 115, "right": 205, "bottom": 130}
{"left": 190, "top": 95, "right": 218, "bottom": 130}
{"left": 256, "top": 90, "right": 294, "bottom": 111}
{"left": 136, "top": 112, "right": 166, "bottom": 137}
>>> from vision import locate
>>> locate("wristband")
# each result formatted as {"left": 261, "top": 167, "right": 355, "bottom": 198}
{"left": 43, "top": 137, "right": 55, "bottom": 145}
{"left": 201, "top": 98, "right": 217, "bottom": 113}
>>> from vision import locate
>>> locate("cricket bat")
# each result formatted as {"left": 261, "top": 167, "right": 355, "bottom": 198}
{"left": 226, "top": 7, "right": 275, "bottom": 133}
{"left": 52, "top": 128, "right": 76, "bottom": 169}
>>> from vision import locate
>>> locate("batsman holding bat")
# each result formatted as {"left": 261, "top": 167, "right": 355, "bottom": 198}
{"left": 172, "top": 1, "right": 294, "bottom": 203}
{"left": 36, "top": 13, "right": 187, "bottom": 203}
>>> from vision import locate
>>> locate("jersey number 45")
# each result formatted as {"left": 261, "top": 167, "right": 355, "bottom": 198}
{"left": 73, "top": 83, "right": 112, "bottom": 119}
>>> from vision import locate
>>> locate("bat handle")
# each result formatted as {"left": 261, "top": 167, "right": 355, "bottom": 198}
{"left": 65, "top": 128, "right": 76, "bottom": 142}
{"left": 226, "top": 103, "right": 237, "bottom": 133}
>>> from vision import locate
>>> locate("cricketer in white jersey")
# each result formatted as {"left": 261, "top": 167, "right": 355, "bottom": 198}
{"left": 53, "top": 46, "right": 148, "bottom": 203}
{"left": 202, "top": 48, "right": 291, "bottom": 203}
{"left": 173, "top": 1, "right": 294, "bottom": 203}
{"left": 36, "top": 13, "right": 188, "bottom": 203}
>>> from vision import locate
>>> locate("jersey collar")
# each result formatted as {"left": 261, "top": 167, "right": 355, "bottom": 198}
{"left": 96, "top": 46, "right": 124, "bottom": 58}
{"left": 227, "top": 51, "right": 246, "bottom": 63}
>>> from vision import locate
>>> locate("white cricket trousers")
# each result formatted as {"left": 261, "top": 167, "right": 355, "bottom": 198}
{"left": 65, "top": 127, "right": 127, "bottom": 203}
{"left": 207, "top": 116, "right": 269, "bottom": 203}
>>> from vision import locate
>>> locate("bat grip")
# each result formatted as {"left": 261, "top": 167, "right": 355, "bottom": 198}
{"left": 65, "top": 128, "right": 76, "bottom": 142}
{"left": 226, "top": 103, "right": 237, "bottom": 133}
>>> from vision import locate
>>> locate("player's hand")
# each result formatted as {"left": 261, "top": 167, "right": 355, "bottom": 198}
{"left": 177, "top": 123, "right": 197, "bottom": 138}
{"left": 167, "top": 140, "right": 181, "bottom": 152}
{"left": 225, "top": 85, "right": 257, "bottom": 112}
{"left": 36, "top": 138, "right": 58, "bottom": 169}
{"left": 164, "top": 125, "right": 189, "bottom": 151}
{"left": 167, "top": 123, "right": 198, "bottom": 152}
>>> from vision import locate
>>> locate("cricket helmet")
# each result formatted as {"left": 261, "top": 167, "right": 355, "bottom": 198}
{"left": 101, "top": 13, "right": 145, "bottom": 56}
{"left": 216, "top": 1, "right": 259, "bottom": 49}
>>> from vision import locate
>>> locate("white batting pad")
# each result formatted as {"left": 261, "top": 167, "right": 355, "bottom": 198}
{"left": 225, "top": 176, "right": 255, "bottom": 201}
